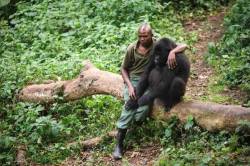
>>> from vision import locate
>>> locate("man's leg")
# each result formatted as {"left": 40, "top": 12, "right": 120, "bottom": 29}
{"left": 114, "top": 106, "right": 135, "bottom": 160}
{"left": 135, "top": 89, "right": 150, "bottom": 124}
{"left": 113, "top": 77, "right": 141, "bottom": 160}
{"left": 113, "top": 104, "right": 149, "bottom": 160}
{"left": 134, "top": 104, "right": 150, "bottom": 124}
{"left": 113, "top": 128, "right": 127, "bottom": 160}
{"left": 113, "top": 82, "right": 136, "bottom": 160}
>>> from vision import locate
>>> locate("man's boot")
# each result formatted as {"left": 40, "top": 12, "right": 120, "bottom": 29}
{"left": 113, "top": 128, "right": 127, "bottom": 160}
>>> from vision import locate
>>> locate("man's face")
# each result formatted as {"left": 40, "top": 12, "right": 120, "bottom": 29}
{"left": 138, "top": 29, "right": 152, "bottom": 47}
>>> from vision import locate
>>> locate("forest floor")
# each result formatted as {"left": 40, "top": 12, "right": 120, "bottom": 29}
{"left": 184, "top": 9, "right": 247, "bottom": 104}
{"left": 61, "top": 8, "right": 246, "bottom": 166}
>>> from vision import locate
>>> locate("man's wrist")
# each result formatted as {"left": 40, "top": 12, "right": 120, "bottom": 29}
{"left": 127, "top": 83, "right": 133, "bottom": 89}
{"left": 170, "top": 49, "right": 176, "bottom": 55}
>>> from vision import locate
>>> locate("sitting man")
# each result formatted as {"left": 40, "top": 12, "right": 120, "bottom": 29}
{"left": 113, "top": 23, "right": 187, "bottom": 160}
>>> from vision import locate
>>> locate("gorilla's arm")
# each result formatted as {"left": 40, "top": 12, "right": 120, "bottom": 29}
{"left": 137, "top": 73, "right": 174, "bottom": 106}
{"left": 175, "top": 53, "right": 190, "bottom": 83}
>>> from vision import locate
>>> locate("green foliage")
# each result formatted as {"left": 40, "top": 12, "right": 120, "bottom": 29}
{"left": 161, "top": 0, "right": 230, "bottom": 10}
{"left": 184, "top": 115, "right": 195, "bottom": 130}
{"left": 161, "top": 116, "right": 181, "bottom": 144}
{"left": 207, "top": 0, "right": 250, "bottom": 104}
{"left": 235, "top": 120, "right": 250, "bottom": 144}
{"left": 0, "top": 0, "right": 10, "bottom": 8}
{"left": 0, "top": 135, "right": 16, "bottom": 165}
{"left": 0, "top": 97, "right": 122, "bottom": 164}
{"left": 0, "top": 1, "right": 187, "bottom": 163}
{"left": 0, "top": 0, "right": 244, "bottom": 165}
{"left": 160, "top": 0, "right": 232, "bottom": 19}
{"left": 0, "top": 0, "right": 189, "bottom": 101}
{"left": 155, "top": 118, "right": 250, "bottom": 165}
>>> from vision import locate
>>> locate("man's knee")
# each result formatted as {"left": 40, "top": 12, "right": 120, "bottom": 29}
{"left": 117, "top": 109, "right": 135, "bottom": 129}
{"left": 134, "top": 105, "right": 149, "bottom": 122}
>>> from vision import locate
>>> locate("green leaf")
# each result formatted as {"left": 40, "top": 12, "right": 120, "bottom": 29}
{"left": 0, "top": 0, "right": 10, "bottom": 8}
{"left": 184, "top": 115, "right": 194, "bottom": 130}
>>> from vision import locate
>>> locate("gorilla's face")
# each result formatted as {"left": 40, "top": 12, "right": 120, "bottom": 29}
{"left": 153, "top": 44, "right": 170, "bottom": 67}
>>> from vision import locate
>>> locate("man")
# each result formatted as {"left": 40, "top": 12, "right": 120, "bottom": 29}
{"left": 113, "top": 23, "right": 187, "bottom": 160}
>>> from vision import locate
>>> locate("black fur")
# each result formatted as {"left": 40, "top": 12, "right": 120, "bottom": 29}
{"left": 126, "top": 38, "right": 190, "bottom": 110}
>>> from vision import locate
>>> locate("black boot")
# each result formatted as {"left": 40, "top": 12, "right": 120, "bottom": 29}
{"left": 113, "top": 128, "right": 127, "bottom": 160}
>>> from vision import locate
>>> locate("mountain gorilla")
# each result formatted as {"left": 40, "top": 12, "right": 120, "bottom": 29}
{"left": 126, "top": 38, "right": 190, "bottom": 111}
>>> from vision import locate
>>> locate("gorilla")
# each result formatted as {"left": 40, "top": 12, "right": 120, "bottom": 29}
{"left": 126, "top": 38, "right": 190, "bottom": 111}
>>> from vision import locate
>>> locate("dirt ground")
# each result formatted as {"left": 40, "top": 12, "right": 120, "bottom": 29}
{"left": 61, "top": 9, "right": 246, "bottom": 166}
{"left": 184, "top": 9, "right": 247, "bottom": 104}
{"left": 184, "top": 11, "right": 225, "bottom": 100}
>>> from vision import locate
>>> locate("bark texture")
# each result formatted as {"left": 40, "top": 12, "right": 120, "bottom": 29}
{"left": 152, "top": 99, "right": 250, "bottom": 132}
{"left": 67, "top": 131, "right": 117, "bottom": 149}
{"left": 18, "top": 61, "right": 250, "bottom": 132}
{"left": 18, "top": 61, "right": 124, "bottom": 103}
{"left": 16, "top": 145, "right": 26, "bottom": 166}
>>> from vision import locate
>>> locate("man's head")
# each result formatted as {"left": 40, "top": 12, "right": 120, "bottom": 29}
{"left": 138, "top": 23, "right": 153, "bottom": 48}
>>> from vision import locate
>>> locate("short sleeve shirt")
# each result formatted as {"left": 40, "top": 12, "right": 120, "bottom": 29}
{"left": 122, "top": 40, "right": 155, "bottom": 77}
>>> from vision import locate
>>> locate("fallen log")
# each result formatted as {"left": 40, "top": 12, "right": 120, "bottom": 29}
{"left": 18, "top": 61, "right": 123, "bottom": 103}
{"left": 18, "top": 61, "right": 250, "bottom": 132}
{"left": 67, "top": 130, "right": 117, "bottom": 149}
{"left": 152, "top": 99, "right": 250, "bottom": 132}
{"left": 16, "top": 145, "right": 26, "bottom": 166}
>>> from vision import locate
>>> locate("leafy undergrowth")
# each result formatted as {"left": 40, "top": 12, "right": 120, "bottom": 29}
{"left": 206, "top": 0, "right": 250, "bottom": 106}
{"left": 155, "top": 117, "right": 250, "bottom": 166}
{"left": 62, "top": 117, "right": 250, "bottom": 165}
{"left": 0, "top": 0, "right": 249, "bottom": 165}
{"left": 0, "top": 0, "right": 192, "bottom": 164}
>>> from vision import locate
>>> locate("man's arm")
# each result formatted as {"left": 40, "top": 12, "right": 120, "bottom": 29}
{"left": 167, "top": 43, "right": 188, "bottom": 69}
{"left": 121, "top": 67, "right": 136, "bottom": 100}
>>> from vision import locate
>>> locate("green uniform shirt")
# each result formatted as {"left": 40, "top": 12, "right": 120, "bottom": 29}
{"left": 122, "top": 40, "right": 156, "bottom": 77}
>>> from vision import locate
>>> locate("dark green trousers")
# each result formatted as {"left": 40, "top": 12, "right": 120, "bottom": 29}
{"left": 117, "top": 77, "right": 149, "bottom": 129}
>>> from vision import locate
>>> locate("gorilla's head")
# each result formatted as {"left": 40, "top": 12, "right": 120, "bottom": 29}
{"left": 153, "top": 38, "right": 177, "bottom": 66}
{"left": 153, "top": 44, "right": 170, "bottom": 66}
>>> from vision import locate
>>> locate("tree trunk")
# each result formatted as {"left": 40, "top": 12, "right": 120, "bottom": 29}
{"left": 18, "top": 61, "right": 124, "bottom": 103}
{"left": 18, "top": 61, "right": 250, "bottom": 132}
{"left": 152, "top": 99, "right": 250, "bottom": 132}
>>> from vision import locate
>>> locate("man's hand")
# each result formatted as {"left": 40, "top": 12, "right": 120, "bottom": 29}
{"left": 128, "top": 85, "right": 136, "bottom": 100}
{"left": 167, "top": 43, "right": 187, "bottom": 69}
{"left": 167, "top": 50, "right": 176, "bottom": 69}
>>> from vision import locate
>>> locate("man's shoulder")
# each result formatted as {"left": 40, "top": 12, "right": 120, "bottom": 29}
{"left": 127, "top": 41, "right": 137, "bottom": 52}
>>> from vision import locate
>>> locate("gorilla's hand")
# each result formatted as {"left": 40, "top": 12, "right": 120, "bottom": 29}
{"left": 125, "top": 99, "right": 139, "bottom": 110}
